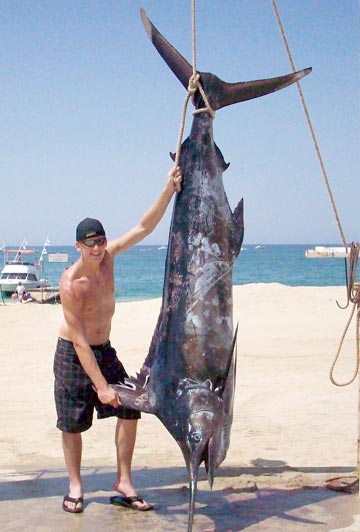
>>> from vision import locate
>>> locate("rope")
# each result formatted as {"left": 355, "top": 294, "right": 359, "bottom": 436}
{"left": 173, "top": 0, "right": 215, "bottom": 175}
{"left": 329, "top": 298, "right": 358, "bottom": 386}
{"left": 271, "top": 0, "right": 359, "bottom": 494}
{"left": 271, "top": 1, "right": 360, "bottom": 382}
{"left": 271, "top": 0, "right": 347, "bottom": 248}
{"left": 330, "top": 246, "right": 360, "bottom": 387}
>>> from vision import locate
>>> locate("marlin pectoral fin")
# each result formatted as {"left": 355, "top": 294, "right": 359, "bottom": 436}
{"left": 111, "top": 366, "right": 154, "bottom": 414}
{"left": 204, "top": 435, "right": 219, "bottom": 490}
{"left": 216, "top": 323, "right": 239, "bottom": 398}
{"left": 207, "top": 326, "right": 238, "bottom": 469}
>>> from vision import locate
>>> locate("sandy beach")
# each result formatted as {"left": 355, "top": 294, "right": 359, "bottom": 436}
{"left": 1, "top": 283, "right": 360, "bottom": 531}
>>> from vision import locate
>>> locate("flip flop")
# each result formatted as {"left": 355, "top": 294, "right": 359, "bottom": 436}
{"left": 110, "top": 495, "right": 154, "bottom": 511}
{"left": 62, "top": 495, "right": 84, "bottom": 514}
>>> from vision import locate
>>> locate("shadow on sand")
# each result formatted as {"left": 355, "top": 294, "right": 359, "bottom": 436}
{"left": 0, "top": 461, "right": 358, "bottom": 532}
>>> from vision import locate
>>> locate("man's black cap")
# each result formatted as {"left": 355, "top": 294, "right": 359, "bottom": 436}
{"left": 76, "top": 218, "right": 106, "bottom": 242}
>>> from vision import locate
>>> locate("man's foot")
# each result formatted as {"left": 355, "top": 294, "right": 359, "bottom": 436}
{"left": 62, "top": 495, "right": 84, "bottom": 513}
{"left": 112, "top": 481, "right": 153, "bottom": 511}
{"left": 110, "top": 495, "right": 154, "bottom": 511}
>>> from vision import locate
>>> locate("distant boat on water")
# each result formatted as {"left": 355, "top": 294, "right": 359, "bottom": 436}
{"left": 254, "top": 245, "right": 265, "bottom": 250}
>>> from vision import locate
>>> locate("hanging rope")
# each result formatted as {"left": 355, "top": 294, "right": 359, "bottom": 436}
{"left": 271, "top": 0, "right": 360, "bottom": 369}
{"left": 173, "top": 0, "right": 215, "bottom": 178}
{"left": 270, "top": 0, "right": 360, "bottom": 494}
{"left": 326, "top": 250, "right": 360, "bottom": 492}
{"left": 330, "top": 245, "right": 360, "bottom": 387}
{"left": 271, "top": 0, "right": 347, "bottom": 248}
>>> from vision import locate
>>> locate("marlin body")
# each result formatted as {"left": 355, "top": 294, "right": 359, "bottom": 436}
{"left": 113, "top": 9, "right": 311, "bottom": 531}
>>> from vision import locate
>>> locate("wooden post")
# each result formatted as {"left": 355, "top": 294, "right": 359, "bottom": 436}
{"left": 358, "top": 371, "right": 360, "bottom": 495}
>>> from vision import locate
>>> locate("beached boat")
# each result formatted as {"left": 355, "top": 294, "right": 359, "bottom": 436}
{"left": 0, "top": 238, "right": 48, "bottom": 295}
{"left": 28, "top": 286, "right": 61, "bottom": 304}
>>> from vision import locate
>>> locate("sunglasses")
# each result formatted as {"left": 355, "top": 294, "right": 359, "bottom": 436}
{"left": 82, "top": 236, "right": 106, "bottom": 248}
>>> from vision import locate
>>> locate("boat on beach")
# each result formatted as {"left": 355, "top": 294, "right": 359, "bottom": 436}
{"left": 28, "top": 286, "right": 61, "bottom": 304}
{"left": 0, "top": 238, "right": 48, "bottom": 296}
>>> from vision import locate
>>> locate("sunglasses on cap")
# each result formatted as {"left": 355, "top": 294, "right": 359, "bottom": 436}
{"left": 81, "top": 236, "right": 106, "bottom": 248}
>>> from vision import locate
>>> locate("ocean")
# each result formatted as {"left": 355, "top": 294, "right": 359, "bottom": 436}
{"left": 4, "top": 243, "right": 354, "bottom": 302}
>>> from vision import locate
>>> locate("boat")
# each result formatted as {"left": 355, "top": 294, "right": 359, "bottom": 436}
{"left": 305, "top": 246, "right": 360, "bottom": 258}
{"left": 0, "top": 238, "right": 49, "bottom": 295}
{"left": 28, "top": 286, "right": 61, "bottom": 304}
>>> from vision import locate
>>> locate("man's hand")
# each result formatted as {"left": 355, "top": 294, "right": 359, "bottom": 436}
{"left": 97, "top": 384, "right": 121, "bottom": 408}
{"left": 167, "top": 165, "right": 182, "bottom": 193}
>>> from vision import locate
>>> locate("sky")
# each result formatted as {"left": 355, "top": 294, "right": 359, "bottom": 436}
{"left": 1, "top": 0, "right": 359, "bottom": 246}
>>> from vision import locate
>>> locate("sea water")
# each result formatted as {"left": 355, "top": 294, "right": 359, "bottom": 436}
{"left": 12, "top": 243, "right": 355, "bottom": 302}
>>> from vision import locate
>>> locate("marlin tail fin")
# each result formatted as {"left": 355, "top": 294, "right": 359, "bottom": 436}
{"left": 140, "top": 8, "right": 311, "bottom": 112}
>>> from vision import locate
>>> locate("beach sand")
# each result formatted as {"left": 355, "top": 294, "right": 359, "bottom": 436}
{"left": 1, "top": 283, "right": 360, "bottom": 531}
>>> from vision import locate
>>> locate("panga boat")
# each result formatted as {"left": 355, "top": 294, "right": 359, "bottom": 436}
{"left": 0, "top": 238, "right": 48, "bottom": 295}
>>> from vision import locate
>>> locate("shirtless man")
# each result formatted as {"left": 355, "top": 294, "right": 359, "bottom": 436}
{"left": 54, "top": 166, "right": 182, "bottom": 514}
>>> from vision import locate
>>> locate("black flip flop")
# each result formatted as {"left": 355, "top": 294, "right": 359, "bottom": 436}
{"left": 63, "top": 495, "right": 84, "bottom": 513}
{"left": 110, "top": 495, "right": 154, "bottom": 511}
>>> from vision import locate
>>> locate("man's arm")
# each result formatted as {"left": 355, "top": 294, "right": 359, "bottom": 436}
{"left": 60, "top": 281, "right": 119, "bottom": 407}
{"left": 106, "top": 165, "right": 182, "bottom": 257}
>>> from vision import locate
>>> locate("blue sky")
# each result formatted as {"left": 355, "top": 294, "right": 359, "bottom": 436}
{"left": 1, "top": 0, "right": 359, "bottom": 246}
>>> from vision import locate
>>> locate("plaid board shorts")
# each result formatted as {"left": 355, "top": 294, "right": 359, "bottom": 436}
{"left": 54, "top": 337, "right": 140, "bottom": 433}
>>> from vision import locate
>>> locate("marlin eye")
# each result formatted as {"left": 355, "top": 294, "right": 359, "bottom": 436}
{"left": 191, "top": 432, "right": 201, "bottom": 443}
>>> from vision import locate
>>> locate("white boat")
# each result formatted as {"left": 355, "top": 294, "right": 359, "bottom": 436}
{"left": 0, "top": 238, "right": 49, "bottom": 295}
{"left": 305, "top": 246, "right": 360, "bottom": 258}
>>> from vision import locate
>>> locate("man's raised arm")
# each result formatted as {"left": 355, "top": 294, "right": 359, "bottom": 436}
{"left": 106, "top": 165, "right": 182, "bottom": 257}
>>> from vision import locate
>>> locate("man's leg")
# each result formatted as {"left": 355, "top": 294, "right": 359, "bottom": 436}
{"left": 112, "top": 418, "right": 152, "bottom": 510}
{"left": 62, "top": 431, "right": 84, "bottom": 512}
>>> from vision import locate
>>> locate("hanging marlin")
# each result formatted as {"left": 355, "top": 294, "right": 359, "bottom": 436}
{"left": 112, "top": 8, "right": 311, "bottom": 531}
